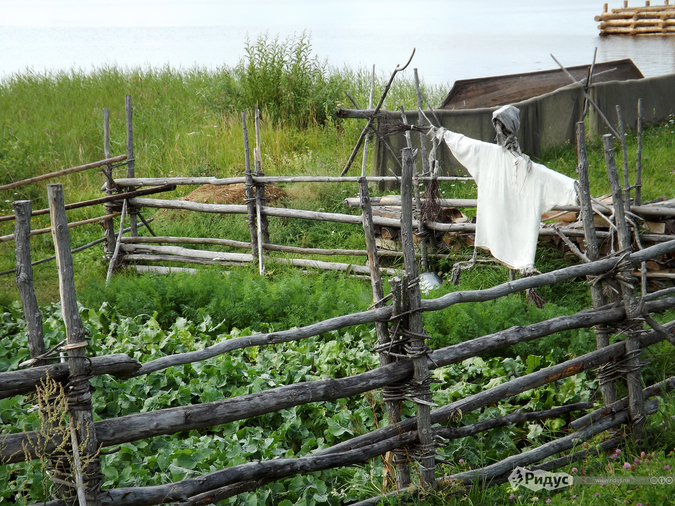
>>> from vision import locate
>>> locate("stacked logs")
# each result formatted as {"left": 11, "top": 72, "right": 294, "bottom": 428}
{"left": 597, "top": 1, "right": 675, "bottom": 35}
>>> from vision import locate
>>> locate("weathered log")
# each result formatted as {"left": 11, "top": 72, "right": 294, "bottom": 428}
{"left": 444, "top": 401, "right": 660, "bottom": 487}
{"left": 131, "top": 265, "right": 198, "bottom": 275}
{"left": 343, "top": 195, "right": 675, "bottom": 220}
{"left": 0, "top": 185, "right": 174, "bottom": 223}
{"left": 360, "top": 65, "right": 376, "bottom": 178}
{"left": 400, "top": 147, "right": 435, "bottom": 487}
{"left": 125, "top": 95, "right": 137, "bottom": 238}
{"left": 635, "top": 97, "right": 644, "bottom": 206}
{"left": 0, "top": 213, "right": 122, "bottom": 244}
{"left": 48, "top": 183, "right": 102, "bottom": 504}
{"left": 242, "top": 112, "right": 259, "bottom": 262}
{"left": 121, "top": 235, "right": 409, "bottom": 258}
{"left": 130, "top": 196, "right": 675, "bottom": 241}
{"left": 106, "top": 199, "right": 128, "bottom": 282}
{"left": 423, "top": 239, "right": 675, "bottom": 313}
{"left": 119, "top": 243, "right": 253, "bottom": 263}
{"left": 122, "top": 254, "right": 247, "bottom": 267}
{"left": 269, "top": 257, "right": 398, "bottom": 276}
{"left": 30, "top": 430, "right": 417, "bottom": 506}
{"left": 576, "top": 121, "right": 615, "bottom": 406}
{"left": 358, "top": 176, "right": 407, "bottom": 487}
{"left": 121, "top": 235, "right": 251, "bottom": 249}
{"left": 617, "top": 105, "right": 632, "bottom": 210}
{"left": 12, "top": 200, "right": 46, "bottom": 366}
{"left": 103, "top": 107, "right": 116, "bottom": 257}
{"left": 571, "top": 374, "right": 675, "bottom": 430}
{"left": 111, "top": 175, "right": 472, "bottom": 187}
{"left": 0, "top": 222, "right": 148, "bottom": 277}
{"left": 603, "top": 133, "right": 645, "bottom": 436}
{"left": 0, "top": 155, "right": 127, "bottom": 193}
{"left": 435, "top": 402, "right": 593, "bottom": 440}
{"left": 0, "top": 354, "right": 141, "bottom": 399}
{"left": 253, "top": 110, "right": 267, "bottom": 273}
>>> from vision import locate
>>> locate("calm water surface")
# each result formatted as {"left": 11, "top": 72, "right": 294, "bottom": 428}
{"left": 2, "top": 0, "right": 675, "bottom": 91}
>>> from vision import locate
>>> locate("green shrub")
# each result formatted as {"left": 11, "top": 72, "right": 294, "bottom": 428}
{"left": 233, "top": 32, "right": 347, "bottom": 128}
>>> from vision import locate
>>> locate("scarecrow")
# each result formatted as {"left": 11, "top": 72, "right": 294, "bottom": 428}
{"left": 431, "top": 105, "right": 578, "bottom": 283}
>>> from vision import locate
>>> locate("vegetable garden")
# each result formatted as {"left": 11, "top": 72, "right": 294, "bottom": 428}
{"left": 2, "top": 86, "right": 675, "bottom": 505}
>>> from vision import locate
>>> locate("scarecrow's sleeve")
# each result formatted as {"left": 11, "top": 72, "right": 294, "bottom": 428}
{"left": 437, "top": 129, "right": 487, "bottom": 179}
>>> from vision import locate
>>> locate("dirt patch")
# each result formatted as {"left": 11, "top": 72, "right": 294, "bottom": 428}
{"left": 180, "top": 184, "right": 287, "bottom": 206}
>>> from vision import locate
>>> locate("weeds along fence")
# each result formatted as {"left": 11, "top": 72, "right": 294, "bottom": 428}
{"left": 0, "top": 98, "right": 177, "bottom": 278}
{"left": 3, "top": 108, "right": 675, "bottom": 504}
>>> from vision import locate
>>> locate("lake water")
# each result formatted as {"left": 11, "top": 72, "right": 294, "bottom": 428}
{"left": 2, "top": 0, "right": 675, "bottom": 90}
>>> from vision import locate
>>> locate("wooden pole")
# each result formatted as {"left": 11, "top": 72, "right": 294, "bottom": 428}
{"left": 550, "top": 54, "right": 622, "bottom": 141}
{"left": 400, "top": 147, "right": 435, "bottom": 489}
{"left": 399, "top": 107, "right": 429, "bottom": 272}
{"left": 635, "top": 98, "right": 644, "bottom": 207}
{"left": 0, "top": 184, "right": 174, "bottom": 223}
{"left": 361, "top": 65, "right": 376, "bottom": 178}
{"left": 358, "top": 177, "right": 409, "bottom": 488}
{"left": 242, "top": 112, "right": 259, "bottom": 264}
{"left": 0, "top": 213, "right": 122, "bottom": 244}
{"left": 582, "top": 47, "right": 598, "bottom": 119}
{"left": 340, "top": 49, "right": 415, "bottom": 176}
{"left": 48, "top": 184, "right": 101, "bottom": 505}
{"left": 386, "top": 276, "right": 412, "bottom": 488}
{"left": 13, "top": 200, "right": 46, "bottom": 366}
{"left": 576, "top": 122, "right": 616, "bottom": 406}
{"left": 616, "top": 105, "right": 632, "bottom": 211}
{"left": 602, "top": 134, "right": 645, "bottom": 437}
{"left": 414, "top": 68, "right": 435, "bottom": 261}
{"left": 106, "top": 200, "right": 127, "bottom": 283}
{"left": 125, "top": 95, "right": 137, "bottom": 237}
{"left": 102, "top": 108, "right": 116, "bottom": 258}
{"left": 254, "top": 110, "right": 266, "bottom": 275}
{"left": 254, "top": 109, "right": 270, "bottom": 245}
{"left": 0, "top": 155, "right": 126, "bottom": 193}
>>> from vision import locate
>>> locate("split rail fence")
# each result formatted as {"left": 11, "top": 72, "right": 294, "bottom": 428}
{"left": 3, "top": 104, "right": 675, "bottom": 504}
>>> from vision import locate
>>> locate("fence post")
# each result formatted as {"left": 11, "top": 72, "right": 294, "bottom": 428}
{"left": 400, "top": 147, "right": 436, "bottom": 488}
{"left": 635, "top": 98, "right": 644, "bottom": 207}
{"left": 242, "top": 112, "right": 259, "bottom": 267}
{"left": 12, "top": 200, "right": 46, "bottom": 365}
{"left": 602, "top": 134, "right": 645, "bottom": 437}
{"left": 399, "top": 108, "right": 429, "bottom": 273}
{"left": 358, "top": 177, "right": 410, "bottom": 488}
{"left": 575, "top": 122, "right": 616, "bottom": 406}
{"left": 125, "top": 95, "right": 138, "bottom": 237}
{"left": 48, "top": 184, "right": 102, "bottom": 505}
{"left": 254, "top": 109, "right": 270, "bottom": 245}
{"left": 102, "top": 108, "right": 116, "bottom": 258}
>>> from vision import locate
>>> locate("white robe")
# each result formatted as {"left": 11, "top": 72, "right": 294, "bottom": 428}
{"left": 438, "top": 129, "right": 577, "bottom": 271}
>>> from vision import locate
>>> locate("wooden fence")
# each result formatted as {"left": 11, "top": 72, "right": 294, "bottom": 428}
{"left": 0, "top": 96, "right": 174, "bottom": 277}
{"left": 3, "top": 105, "right": 675, "bottom": 505}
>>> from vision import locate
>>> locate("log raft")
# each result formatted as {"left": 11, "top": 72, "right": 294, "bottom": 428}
{"left": 597, "top": 2, "right": 675, "bottom": 35}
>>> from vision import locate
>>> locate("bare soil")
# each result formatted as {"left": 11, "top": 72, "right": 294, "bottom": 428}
{"left": 180, "top": 184, "right": 287, "bottom": 206}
